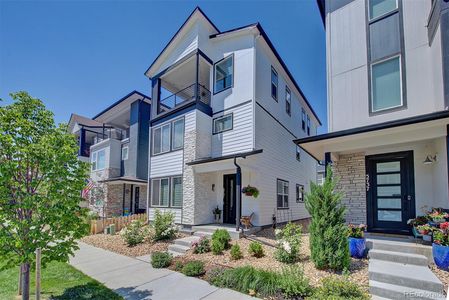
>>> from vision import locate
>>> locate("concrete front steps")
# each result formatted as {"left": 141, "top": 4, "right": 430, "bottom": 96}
{"left": 367, "top": 237, "right": 445, "bottom": 300}
{"left": 168, "top": 235, "right": 201, "bottom": 257}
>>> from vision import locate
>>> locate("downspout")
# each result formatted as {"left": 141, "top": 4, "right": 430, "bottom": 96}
{"left": 234, "top": 157, "right": 242, "bottom": 231}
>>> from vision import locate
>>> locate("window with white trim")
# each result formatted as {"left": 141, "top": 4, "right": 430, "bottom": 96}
{"left": 213, "top": 114, "right": 233, "bottom": 134}
{"left": 121, "top": 145, "right": 128, "bottom": 160}
{"left": 296, "top": 146, "right": 301, "bottom": 162}
{"left": 151, "top": 178, "right": 170, "bottom": 207}
{"left": 171, "top": 176, "right": 183, "bottom": 207}
{"left": 296, "top": 184, "right": 304, "bottom": 203}
{"left": 285, "top": 86, "right": 291, "bottom": 116}
{"left": 271, "top": 67, "right": 278, "bottom": 101}
{"left": 277, "top": 179, "right": 289, "bottom": 209}
{"left": 91, "top": 149, "right": 105, "bottom": 171}
{"left": 214, "top": 55, "right": 233, "bottom": 93}
{"left": 152, "top": 118, "right": 184, "bottom": 155}
{"left": 301, "top": 109, "right": 306, "bottom": 131}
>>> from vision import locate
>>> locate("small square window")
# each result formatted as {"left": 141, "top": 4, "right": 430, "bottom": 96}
{"left": 121, "top": 146, "right": 129, "bottom": 160}
{"left": 296, "top": 184, "right": 304, "bottom": 203}
{"left": 214, "top": 55, "right": 233, "bottom": 93}
{"left": 285, "top": 87, "right": 291, "bottom": 116}
{"left": 213, "top": 114, "right": 233, "bottom": 134}
{"left": 271, "top": 67, "right": 278, "bottom": 101}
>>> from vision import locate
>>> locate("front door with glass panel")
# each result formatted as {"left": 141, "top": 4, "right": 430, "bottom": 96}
{"left": 366, "top": 151, "right": 415, "bottom": 234}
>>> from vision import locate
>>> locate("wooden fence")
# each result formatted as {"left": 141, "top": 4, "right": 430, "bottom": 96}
{"left": 90, "top": 213, "right": 147, "bottom": 235}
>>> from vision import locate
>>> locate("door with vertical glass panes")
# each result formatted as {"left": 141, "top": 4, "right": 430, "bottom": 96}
{"left": 366, "top": 151, "right": 415, "bottom": 234}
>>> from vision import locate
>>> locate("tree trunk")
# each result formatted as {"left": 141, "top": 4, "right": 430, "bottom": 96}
{"left": 21, "top": 262, "right": 30, "bottom": 300}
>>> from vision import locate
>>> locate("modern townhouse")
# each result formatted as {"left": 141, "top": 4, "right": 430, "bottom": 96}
{"left": 146, "top": 7, "right": 321, "bottom": 229}
{"left": 297, "top": 0, "right": 449, "bottom": 235}
{"left": 69, "top": 91, "right": 151, "bottom": 217}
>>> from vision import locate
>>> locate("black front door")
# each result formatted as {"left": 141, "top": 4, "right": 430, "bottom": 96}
{"left": 223, "top": 174, "right": 237, "bottom": 224}
{"left": 366, "top": 151, "right": 415, "bottom": 234}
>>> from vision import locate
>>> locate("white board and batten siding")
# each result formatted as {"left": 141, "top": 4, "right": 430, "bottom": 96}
{"left": 212, "top": 101, "right": 254, "bottom": 157}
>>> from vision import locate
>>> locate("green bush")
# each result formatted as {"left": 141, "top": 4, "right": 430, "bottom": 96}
{"left": 119, "top": 220, "right": 148, "bottom": 246}
{"left": 208, "top": 265, "right": 311, "bottom": 298}
{"left": 174, "top": 261, "right": 184, "bottom": 271}
{"left": 248, "top": 241, "right": 264, "bottom": 258}
{"left": 193, "top": 237, "right": 210, "bottom": 254}
{"left": 151, "top": 251, "right": 172, "bottom": 268}
{"left": 153, "top": 209, "right": 177, "bottom": 241}
{"left": 274, "top": 222, "right": 302, "bottom": 264}
{"left": 181, "top": 260, "right": 205, "bottom": 277}
{"left": 278, "top": 266, "right": 312, "bottom": 298}
{"left": 211, "top": 229, "right": 231, "bottom": 249}
{"left": 211, "top": 238, "right": 225, "bottom": 255}
{"left": 310, "top": 277, "right": 369, "bottom": 300}
{"left": 304, "top": 166, "right": 350, "bottom": 271}
{"left": 230, "top": 244, "right": 243, "bottom": 260}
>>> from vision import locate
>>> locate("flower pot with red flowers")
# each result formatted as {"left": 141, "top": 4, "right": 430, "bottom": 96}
{"left": 348, "top": 224, "right": 367, "bottom": 259}
{"left": 429, "top": 210, "right": 449, "bottom": 224}
{"left": 416, "top": 224, "right": 432, "bottom": 235}
{"left": 407, "top": 216, "right": 429, "bottom": 238}
{"left": 241, "top": 185, "right": 259, "bottom": 198}
{"left": 433, "top": 222, "right": 449, "bottom": 270}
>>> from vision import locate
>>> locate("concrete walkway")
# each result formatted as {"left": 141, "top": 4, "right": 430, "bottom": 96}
{"left": 69, "top": 242, "right": 256, "bottom": 300}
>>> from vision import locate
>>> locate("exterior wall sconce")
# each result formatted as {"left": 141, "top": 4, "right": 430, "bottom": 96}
{"left": 423, "top": 155, "right": 437, "bottom": 165}
{"left": 212, "top": 184, "right": 215, "bottom": 192}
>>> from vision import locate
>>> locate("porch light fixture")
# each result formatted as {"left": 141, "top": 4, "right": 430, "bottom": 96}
{"left": 212, "top": 184, "right": 215, "bottom": 192}
{"left": 423, "top": 155, "right": 437, "bottom": 165}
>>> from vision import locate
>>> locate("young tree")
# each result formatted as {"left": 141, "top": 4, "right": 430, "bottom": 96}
{"left": 304, "top": 166, "right": 350, "bottom": 271}
{"left": 0, "top": 92, "right": 90, "bottom": 300}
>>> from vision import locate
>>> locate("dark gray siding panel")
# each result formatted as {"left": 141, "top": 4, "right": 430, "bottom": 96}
{"left": 369, "top": 13, "right": 401, "bottom": 62}
{"left": 137, "top": 101, "right": 151, "bottom": 179}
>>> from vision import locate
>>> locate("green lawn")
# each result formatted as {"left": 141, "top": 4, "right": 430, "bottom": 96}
{"left": 0, "top": 261, "right": 123, "bottom": 300}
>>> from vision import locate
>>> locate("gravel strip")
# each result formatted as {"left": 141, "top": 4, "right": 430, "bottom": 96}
{"left": 430, "top": 263, "right": 449, "bottom": 292}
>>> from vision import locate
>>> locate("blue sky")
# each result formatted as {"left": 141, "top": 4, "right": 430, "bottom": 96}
{"left": 0, "top": 0, "right": 327, "bottom": 133}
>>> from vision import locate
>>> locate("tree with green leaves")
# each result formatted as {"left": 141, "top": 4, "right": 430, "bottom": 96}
{"left": 304, "top": 166, "right": 350, "bottom": 271}
{"left": 0, "top": 92, "right": 90, "bottom": 300}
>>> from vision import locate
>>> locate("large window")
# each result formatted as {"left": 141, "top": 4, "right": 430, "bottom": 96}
{"left": 172, "top": 119, "right": 185, "bottom": 150}
{"left": 296, "top": 184, "right": 304, "bottom": 203}
{"left": 214, "top": 55, "right": 233, "bottom": 93}
{"left": 271, "top": 67, "right": 278, "bottom": 101}
{"left": 301, "top": 109, "right": 306, "bottom": 131}
{"left": 152, "top": 118, "right": 184, "bottom": 155}
{"left": 371, "top": 56, "right": 402, "bottom": 112}
{"left": 277, "top": 179, "right": 289, "bottom": 209}
{"left": 369, "top": 0, "right": 397, "bottom": 20}
{"left": 151, "top": 176, "right": 183, "bottom": 208}
{"left": 91, "top": 149, "right": 105, "bottom": 171}
{"left": 285, "top": 86, "right": 291, "bottom": 116}
{"left": 213, "top": 114, "right": 233, "bottom": 134}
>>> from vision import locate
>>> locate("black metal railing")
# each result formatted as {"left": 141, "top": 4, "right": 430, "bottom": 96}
{"left": 82, "top": 125, "right": 128, "bottom": 145}
{"left": 158, "top": 83, "right": 211, "bottom": 114}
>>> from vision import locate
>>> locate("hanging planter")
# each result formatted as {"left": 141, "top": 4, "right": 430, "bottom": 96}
{"left": 241, "top": 185, "right": 259, "bottom": 198}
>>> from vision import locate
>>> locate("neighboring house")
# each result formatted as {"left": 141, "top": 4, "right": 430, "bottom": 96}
{"left": 145, "top": 7, "right": 321, "bottom": 228}
{"left": 297, "top": 0, "right": 449, "bottom": 234}
{"left": 68, "top": 91, "right": 151, "bottom": 217}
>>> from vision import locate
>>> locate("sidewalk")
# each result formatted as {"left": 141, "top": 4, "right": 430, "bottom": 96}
{"left": 69, "top": 242, "right": 255, "bottom": 300}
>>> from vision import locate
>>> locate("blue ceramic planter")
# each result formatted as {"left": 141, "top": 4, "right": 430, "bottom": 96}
{"left": 433, "top": 243, "right": 449, "bottom": 270}
{"left": 349, "top": 237, "right": 366, "bottom": 258}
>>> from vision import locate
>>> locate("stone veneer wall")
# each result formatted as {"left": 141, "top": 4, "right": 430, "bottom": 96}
{"left": 182, "top": 131, "right": 196, "bottom": 224}
{"left": 333, "top": 152, "right": 367, "bottom": 225}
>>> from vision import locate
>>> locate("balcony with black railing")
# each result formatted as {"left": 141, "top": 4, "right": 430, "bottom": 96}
{"left": 158, "top": 83, "right": 211, "bottom": 114}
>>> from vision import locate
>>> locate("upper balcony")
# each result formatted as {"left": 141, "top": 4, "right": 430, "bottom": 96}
{"left": 79, "top": 125, "right": 128, "bottom": 157}
{"left": 151, "top": 50, "right": 212, "bottom": 121}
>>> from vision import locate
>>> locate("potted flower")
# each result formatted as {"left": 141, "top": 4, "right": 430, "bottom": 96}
{"left": 433, "top": 222, "right": 449, "bottom": 270}
{"left": 348, "top": 224, "right": 367, "bottom": 259}
{"left": 407, "top": 216, "right": 429, "bottom": 237}
{"left": 429, "top": 210, "right": 449, "bottom": 224}
{"left": 416, "top": 224, "right": 432, "bottom": 235}
{"left": 212, "top": 206, "right": 222, "bottom": 223}
{"left": 241, "top": 185, "right": 259, "bottom": 198}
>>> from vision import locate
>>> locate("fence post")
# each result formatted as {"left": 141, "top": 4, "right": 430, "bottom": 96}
{"left": 35, "top": 248, "right": 41, "bottom": 300}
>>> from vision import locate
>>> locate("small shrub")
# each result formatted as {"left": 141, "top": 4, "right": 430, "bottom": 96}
{"left": 278, "top": 266, "right": 312, "bottom": 298}
{"left": 151, "top": 251, "right": 172, "bottom": 268}
{"left": 248, "top": 241, "right": 264, "bottom": 258}
{"left": 193, "top": 237, "right": 210, "bottom": 254}
{"left": 230, "top": 244, "right": 243, "bottom": 260}
{"left": 181, "top": 260, "right": 205, "bottom": 277}
{"left": 310, "top": 277, "right": 369, "bottom": 300}
{"left": 174, "top": 261, "right": 184, "bottom": 271}
{"left": 153, "top": 209, "right": 177, "bottom": 241}
{"left": 119, "top": 220, "right": 147, "bottom": 246}
{"left": 211, "top": 229, "right": 231, "bottom": 249}
{"left": 211, "top": 238, "right": 225, "bottom": 255}
{"left": 274, "top": 222, "right": 302, "bottom": 264}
